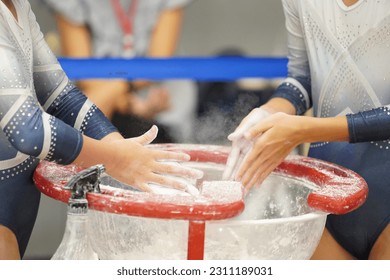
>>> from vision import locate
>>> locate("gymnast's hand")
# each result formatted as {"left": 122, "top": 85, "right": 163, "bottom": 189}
{"left": 223, "top": 107, "right": 271, "bottom": 181}
{"left": 235, "top": 112, "right": 302, "bottom": 190}
{"left": 94, "top": 125, "right": 204, "bottom": 192}
{"left": 74, "top": 126, "right": 203, "bottom": 191}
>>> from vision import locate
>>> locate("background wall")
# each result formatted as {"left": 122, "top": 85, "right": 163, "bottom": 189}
{"left": 179, "top": 0, "right": 287, "bottom": 56}
{"left": 24, "top": 0, "right": 288, "bottom": 259}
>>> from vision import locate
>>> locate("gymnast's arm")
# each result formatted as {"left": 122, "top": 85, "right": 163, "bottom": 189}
{"left": 28, "top": 4, "right": 119, "bottom": 143}
{"left": 0, "top": 34, "right": 82, "bottom": 165}
{"left": 0, "top": 6, "right": 203, "bottom": 191}
{"left": 1, "top": 12, "right": 120, "bottom": 163}
{"left": 235, "top": 0, "right": 380, "bottom": 188}
{"left": 253, "top": 0, "right": 349, "bottom": 143}
{"left": 261, "top": 0, "right": 390, "bottom": 144}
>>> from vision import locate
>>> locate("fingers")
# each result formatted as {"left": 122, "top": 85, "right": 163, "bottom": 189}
{"left": 228, "top": 118, "right": 255, "bottom": 141}
{"left": 153, "top": 149, "right": 192, "bottom": 163}
{"left": 228, "top": 126, "right": 246, "bottom": 141}
{"left": 236, "top": 134, "right": 272, "bottom": 181}
{"left": 235, "top": 132, "right": 294, "bottom": 190}
{"left": 133, "top": 125, "right": 158, "bottom": 145}
{"left": 223, "top": 138, "right": 253, "bottom": 180}
{"left": 128, "top": 160, "right": 200, "bottom": 192}
{"left": 239, "top": 148, "right": 266, "bottom": 187}
{"left": 244, "top": 119, "right": 273, "bottom": 141}
{"left": 244, "top": 159, "right": 277, "bottom": 190}
{"left": 144, "top": 172, "right": 200, "bottom": 196}
{"left": 230, "top": 152, "right": 247, "bottom": 181}
{"left": 228, "top": 108, "right": 270, "bottom": 141}
{"left": 231, "top": 142, "right": 252, "bottom": 179}
{"left": 154, "top": 160, "right": 204, "bottom": 180}
{"left": 228, "top": 113, "right": 256, "bottom": 140}
{"left": 129, "top": 162, "right": 202, "bottom": 195}
{"left": 130, "top": 147, "right": 204, "bottom": 192}
{"left": 235, "top": 143, "right": 274, "bottom": 190}
{"left": 226, "top": 109, "right": 272, "bottom": 181}
{"left": 137, "top": 182, "right": 153, "bottom": 193}
{"left": 146, "top": 172, "right": 189, "bottom": 191}
{"left": 222, "top": 144, "right": 241, "bottom": 180}
{"left": 149, "top": 149, "right": 204, "bottom": 179}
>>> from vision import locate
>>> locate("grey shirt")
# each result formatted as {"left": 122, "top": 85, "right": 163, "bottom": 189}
{"left": 42, "top": 0, "right": 191, "bottom": 57}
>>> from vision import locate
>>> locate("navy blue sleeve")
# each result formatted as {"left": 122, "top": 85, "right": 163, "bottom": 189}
{"left": 0, "top": 92, "right": 84, "bottom": 165}
{"left": 271, "top": 76, "right": 312, "bottom": 115}
{"left": 29, "top": 22, "right": 118, "bottom": 141}
{"left": 347, "top": 107, "right": 390, "bottom": 143}
{"left": 42, "top": 83, "right": 118, "bottom": 140}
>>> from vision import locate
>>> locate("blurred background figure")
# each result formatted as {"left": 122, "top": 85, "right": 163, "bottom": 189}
{"left": 41, "top": 0, "right": 197, "bottom": 143}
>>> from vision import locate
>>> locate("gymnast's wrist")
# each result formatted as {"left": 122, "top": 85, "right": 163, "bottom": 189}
{"left": 300, "top": 116, "right": 349, "bottom": 143}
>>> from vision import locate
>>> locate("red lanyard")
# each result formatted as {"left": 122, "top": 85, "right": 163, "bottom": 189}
{"left": 111, "top": 0, "right": 138, "bottom": 56}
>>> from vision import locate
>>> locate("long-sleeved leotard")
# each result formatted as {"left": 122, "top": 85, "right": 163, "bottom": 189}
{"left": 271, "top": 0, "right": 390, "bottom": 259}
{"left": 0, "top": 0, "right": 117, "bottom": 257}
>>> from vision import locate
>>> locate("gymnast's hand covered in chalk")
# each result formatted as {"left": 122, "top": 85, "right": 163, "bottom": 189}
{"left": 73, "top": 125, "right": 204, "bottom": 193}
{"left": 226, "top": 97, "right": 349, "bottom": 191}
{"left": 233, "top": 111, "right": 302, "bottom": 190}
{"left": 222, "top": 107, "right": 271, "bottom": 182}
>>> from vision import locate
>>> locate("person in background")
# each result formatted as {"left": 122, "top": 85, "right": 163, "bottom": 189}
{"left": 41, "top": 0, "right": 196, "bottom": 143}
{"left": 224, "top": 0, "right": 389, "bottom": 259}
{"left": 0, "top": 0, "right": 202, "bottom": 260}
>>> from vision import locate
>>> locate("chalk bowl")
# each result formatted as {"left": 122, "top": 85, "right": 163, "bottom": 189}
{"left": 34, "top": 144, "right": 368, "bottom": 260}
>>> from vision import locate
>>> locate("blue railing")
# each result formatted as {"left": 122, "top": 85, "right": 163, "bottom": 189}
{"left": 58, "top": 57, "right": 288, "bottom": 81}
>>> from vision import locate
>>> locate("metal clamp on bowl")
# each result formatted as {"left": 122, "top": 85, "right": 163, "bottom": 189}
{"left": 63, "top": 164, "right": 105, "bottom": 213}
